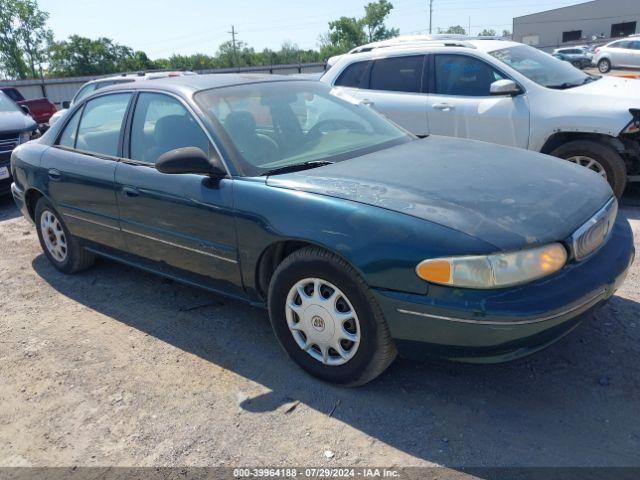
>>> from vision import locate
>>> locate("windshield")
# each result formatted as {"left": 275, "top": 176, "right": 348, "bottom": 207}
{"left": 0, "top": 91, "right": 22, "bottom": 113}
{"left": 194, "top": 81, "right": 411, "bottom": 176}
{"left": 489, "top": 45, "right": 592, "bottom": 88}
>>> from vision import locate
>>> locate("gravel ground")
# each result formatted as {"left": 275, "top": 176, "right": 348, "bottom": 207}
{"left": 0, "top": 189, "right": 639, "bottom": 473}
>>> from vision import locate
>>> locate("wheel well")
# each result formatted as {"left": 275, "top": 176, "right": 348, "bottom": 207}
{"left": 540, "top": 132, "right": 622, "bottom": 155}
{"left": 255, "top": 240, "right": 316, "bottom": 299}
{"left": 24, "top": 189, "right": 44, "bottom": 221}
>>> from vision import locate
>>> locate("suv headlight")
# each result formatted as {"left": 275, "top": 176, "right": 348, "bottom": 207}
{"left": 416, "top": 243, "right": 567, "bottom": 289}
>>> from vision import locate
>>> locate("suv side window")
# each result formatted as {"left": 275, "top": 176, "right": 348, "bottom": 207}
{"left": 369, "top": 55, "right": 424, "bottom": 93}
{"left": 434, "top": 54, "right": 506, "bottom": 97}
{"left": 335, "top": 61, "right": 369, "bottom": 88}
{"left": 129, "top": 92, "right": 210, "bottom": 164}
{"left": 75, "top": 93, "right": 132, "bottom": 157}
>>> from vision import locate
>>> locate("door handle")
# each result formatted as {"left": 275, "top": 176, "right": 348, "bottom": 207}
{"left": 432, "top": 103, "right": 454, "bottom": 111}
{"left": 48, "top": 169, "right": 61, "bottom": 181}
{"left": 122, "top": 186, "right": 140, "bottom": 197}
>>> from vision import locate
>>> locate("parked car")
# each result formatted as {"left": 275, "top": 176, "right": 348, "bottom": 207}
{"left": 0, "top": 91, "right": 37, "bottom": 195}
{"left": 593, "top": 38, "right": 640, "bottom": 73}
{"left": 552, "top": 52, "right": 591, "bottom": 69}
{"left": 553, "top": 46, "right": 593, "bottom": 60}
{"left": 321, "top": 38, "right": 640, "bottom": 197}
{"left": 11, "top": 75, "right": 633, "bottom": 385}
{"left": 0, "top": 86, "right": 57, "bottom": 129}
{"left": 48, "top": 71, "right": 197, "bottom": 126}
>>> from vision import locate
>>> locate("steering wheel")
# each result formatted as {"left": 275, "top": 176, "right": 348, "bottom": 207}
{"left": 305, "top": 119, "right": 367, "bottom": 142}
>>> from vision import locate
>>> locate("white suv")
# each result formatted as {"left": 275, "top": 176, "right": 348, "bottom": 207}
{"left": 592, "top": 38, "right": 640, "bottom": 73}
{"left": 321, "top": 38, "right": 640, "bottom": 197}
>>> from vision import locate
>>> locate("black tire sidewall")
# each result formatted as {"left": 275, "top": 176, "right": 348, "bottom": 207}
{"left": 35, "top": 198, "right": 75, "bottom": 272}
{"left": 268, "top": 253, "right": 382, "bottom": 385}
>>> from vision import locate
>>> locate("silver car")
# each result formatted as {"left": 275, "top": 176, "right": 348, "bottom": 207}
{"left": 593, "top": 39, "right": 640, "bottom": 73}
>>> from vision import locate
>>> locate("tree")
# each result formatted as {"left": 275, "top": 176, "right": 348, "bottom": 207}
{"left": 321, "top": 1, "right": 399, "bottom": 58}
{"left": 479, "top": 29, "right": 496, "bottom": 37}
{"left": 502, "top": 29, "right": 512, "bottom": 38}
{"left": 362, "top": 0, "right": 399, "bottom": 43}
{"left": 443, "top": 25, "right": 466, "bottom": 35}
{"left": 0, "top": 0, "right": 52, "bottom": 79}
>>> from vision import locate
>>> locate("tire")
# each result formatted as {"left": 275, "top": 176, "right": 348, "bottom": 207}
{"left": 571, "top": 61, "right": 581, "bottom": 69}
{"left": 551, "top": 140, "right": 627, "bottom": 198}
{"left": 35, "top": 197, "right": 95, "bottom": 273}
{"left": 598, "top": 58, "right": 611, "bottom": 73}
{"left": 268, "top": 246, "right": 397, "bottom": 386}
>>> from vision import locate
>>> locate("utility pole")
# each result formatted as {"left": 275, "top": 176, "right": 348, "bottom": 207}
{"left": 468, "top": 16, "right": 471, "bottom": 37}
{"left": 428, "top": 0, "right": 433, "bottom": 34}
{"left": 229, "top": 25, "right": 238, "bottom": 67}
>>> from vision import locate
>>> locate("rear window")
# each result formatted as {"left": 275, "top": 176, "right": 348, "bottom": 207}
{"left": 335, "top": 61, "right": 369, "bottom": 88}
{"left": 369, "top": 55, "right": 424, "bottom": 93}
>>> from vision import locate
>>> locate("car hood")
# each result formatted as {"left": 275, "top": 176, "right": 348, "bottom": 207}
{"left": 266, "top": 136, "right": 613, "bottom": 250}
{"left": 568, "top": 76, "right": 640, "bottom": 103}
{"left": 0, "top": 110, "right": 36, "bottom": 132}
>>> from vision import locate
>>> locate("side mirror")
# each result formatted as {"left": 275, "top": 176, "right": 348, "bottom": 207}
{"left": 20, "top": 105, "right": 31, "bottom": 115}
{"left": 62, "top": 101, "right": 70, "bottom": 109}
{"left": 490, "top": 79, "right": 522, "bottom": 97}
{"left": 155, "top": 147, "right": 226, "bottom": 178}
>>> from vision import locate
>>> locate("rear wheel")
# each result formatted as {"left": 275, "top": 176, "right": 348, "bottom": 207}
{"left": 35, "top": 198, "right": 95, "bottom": 273}
{"left": 598, "top": 58, "right": 611, "bottom": 73}
{"left": 551, "top": 140, "right": 627, "bottom": 198}
{"left": 268, "top": 247, "right": 396, "bottom": 386}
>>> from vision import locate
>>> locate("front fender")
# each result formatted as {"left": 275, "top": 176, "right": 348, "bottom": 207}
{"left": 233, "top": 179, "right": 498, "bottom": 298}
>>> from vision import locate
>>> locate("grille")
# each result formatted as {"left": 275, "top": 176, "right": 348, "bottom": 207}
{"left": 0, "top": 134, "right": 19, "bottom": 154}
{"left": 570, "top": 198, "right": 618, "bottom": 261}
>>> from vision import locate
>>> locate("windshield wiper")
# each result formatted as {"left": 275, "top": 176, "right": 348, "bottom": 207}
{"left": 260, "top": 160, "right": 334, "bottom": 176}
{"left": 548, "top": 76, "right": 597, "bottom": 90}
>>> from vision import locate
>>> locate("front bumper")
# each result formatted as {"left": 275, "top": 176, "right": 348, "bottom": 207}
{"left": 374, "top": 216, "right": 635, "bottom": 362}
{"left": 0, "top": 160, "right": 12, "bottom": 196}
{"left": 11, "top": 181, "right": 30, "bottom": 221}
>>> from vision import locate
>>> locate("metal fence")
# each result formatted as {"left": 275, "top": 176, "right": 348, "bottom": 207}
{"left": 0, "top": 62, "right": 327, "bottom": 107}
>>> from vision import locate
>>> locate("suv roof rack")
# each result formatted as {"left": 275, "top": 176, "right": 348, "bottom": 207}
{"left": 348, "top": 34, "right": 509, "bottom": 54}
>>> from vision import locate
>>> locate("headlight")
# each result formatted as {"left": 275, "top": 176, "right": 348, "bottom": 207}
{"left": 18, "top": 131, "right": 32, "bottom": 144}
{"left": 416, "top": 243, "right": 567, "bottom": 289}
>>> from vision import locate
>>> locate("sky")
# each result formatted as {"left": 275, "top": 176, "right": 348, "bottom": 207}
{"left": 38, "top": 0, "right": 587, "bottom": 59}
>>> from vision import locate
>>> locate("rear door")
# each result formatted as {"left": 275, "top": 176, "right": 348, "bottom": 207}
{"left": 332, "top": 55, "right": 429, "bottom": 136}
{"left": 427, "top": 53, "right": 530, "bottom": 149}
{"left": 114, "top": 91, "right": 242, "bottom": 295}
{"left": 629, "top": 41, "right": 640, "bottom": 67}
{"left": 42, "top": 92, "right": 132, "bottom": 250}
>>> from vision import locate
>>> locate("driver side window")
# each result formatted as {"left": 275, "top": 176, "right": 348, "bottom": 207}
{"left": 129, "top": 93, "right": 210, "bottom": 164}
{"left": 434, "top": 54, "right": 506, "bottom": 97}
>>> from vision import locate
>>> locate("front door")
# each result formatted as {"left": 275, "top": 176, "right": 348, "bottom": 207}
{"left": 427, "top": 54, "right": 530, "bottom": 149}
{"left": 42, "top": 92, "right": 132, "bottom": 250}
{"left": 114, "top": 92, "right": 243, "bottom": 295}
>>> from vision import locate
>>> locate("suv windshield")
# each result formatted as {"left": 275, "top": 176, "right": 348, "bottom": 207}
{"left": 0, "top": 91, "right": 21, "bottom": 113}
{"left": 489, "top": 44, "right": 593, "bottom": 89}
{"left": 195, "top": 81, "right": 411, "bottom": 176}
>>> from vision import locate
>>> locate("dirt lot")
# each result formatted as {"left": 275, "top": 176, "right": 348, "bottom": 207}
{"left": 0, "top": 189, "right": 639, "bottom": 473}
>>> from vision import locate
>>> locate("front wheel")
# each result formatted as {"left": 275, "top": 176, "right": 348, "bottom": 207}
{"left": 598, "top": 58, "right": 611, "bottom": 73}
{"left": 268, "top": 247, "right": 396, "bottom": 386}
{"left": 551, "top": 140, "right": 627, "bottom": 198}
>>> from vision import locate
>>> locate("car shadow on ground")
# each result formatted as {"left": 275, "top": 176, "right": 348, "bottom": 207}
{"left": 0, "top": 194, "right": 21, "bottom": 221}
{"left": 32, "top": 249, "right": 640, "bottom": 468}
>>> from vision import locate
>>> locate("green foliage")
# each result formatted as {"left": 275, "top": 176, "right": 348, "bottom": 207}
{"left": 502, "top": 29, "right": 512, "bottom": 38}
{"left": 479, "top": 29, "right": 496, "bottom": 37}
{"left": 321, "top": 0, "right": 398, "bottom": 57}
{"left": 0, "top": 0, "right": 53, "bottom": 79}
{"left": 442, "top": 25, "right": 467, "bottom": 35}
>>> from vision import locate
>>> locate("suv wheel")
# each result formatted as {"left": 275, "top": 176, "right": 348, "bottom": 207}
{"left": 35, "top": 197, "right": 95, "bottom": 273}
{"left": 551, "top": 140, "right": 627, "bottom": 198}
{"left": 598, "top": 58, "right": 611, "bottom": 73}
{"left": 268, "top": 247, "right": 397, "bottom": 386}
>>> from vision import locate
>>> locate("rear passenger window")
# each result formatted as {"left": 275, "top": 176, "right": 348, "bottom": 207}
{"left": 130, "top": 93, "right": 209, "bottom": 164}
{"left": 435, "top": 55, "right": 506, "bottom": 97}
{"left": 58, "top": 107, "right": 82, "bottom": 148}
{"left": 335, "top": 61, "right": 369, "bottom": 88}
{"left": 75, "top": 93, "right": 131, "bottom": 157}
{"left": 369, "top": 56, "right": 424, "bottom": 93}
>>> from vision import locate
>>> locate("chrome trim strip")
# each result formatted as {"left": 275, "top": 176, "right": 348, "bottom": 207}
{"left": 63, "top": 213, "right": 121, "bottom": 231}
{"left": 397, "top": 288, "right": 607, "bottom": 325}
{"left": 121, "top": 228, "right": 238, "bottom": 264}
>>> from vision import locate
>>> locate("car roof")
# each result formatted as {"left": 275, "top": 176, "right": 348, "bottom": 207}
{"left": 95, "top": 73, "right": 309, "bottom": 97}
{"left": 85, "top": 71, "right": 196, "bottom": 85}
